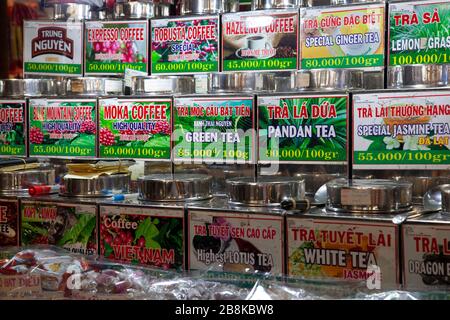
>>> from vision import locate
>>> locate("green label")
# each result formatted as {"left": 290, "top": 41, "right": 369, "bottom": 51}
{"left": 151, "top": 17, "right": 220, "bottom": 74}
{"left": 221, "top": 11, "right": 299, "bottom": 71}
{"left": 24, "top": 62, "right": 82, "bottom": 75}
{"left": 21, "top": 201, "right": 97, "bottom": 256}
{"left": 100, "top": 206, "right": 184, "bottom": 270}
{"left": 0, "top": 101, "right": 26, "bottom": 156}
{"left": 85, "top": 21, "right": 149, "bottom": 75}
{"left": 174, "top": 97, "right": 254, "bottom": 163}
{"left": 300, "top": 5, "right": 385, "bottom": 69}
{"left": 353, "top": 91, "right": 450, "bottom": 169}
{"left": 389, "top": 0, "right": 450, "bottom": 66}
{"left": 99, "top": 99, "right": 171, "bottom": 160}
{"left": 259, "top": 95, "right": 348, "bottom": 163}
{"left": 28, "top": 99, "right": 97, "bottom": 158}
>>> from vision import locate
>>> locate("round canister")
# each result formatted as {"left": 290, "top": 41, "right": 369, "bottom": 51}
{"left": 138, "top": 174, "right": 212, "bottom": 201}
{"left": 0, "top": 79, "right": 64, "bottom": 97}
{"left": 59, "top": 173, "right": 131, "bottom": 197}
{"left": 392, "top": 176, "right": 450, "bottom": 203}
{"left": 132, "top": 76, "right": 195, "bottom": 95}
{"left": 0, "top": 168, "right": 56, "bottom": 195}
{"left": 179, "top": 0, "right": 238, "bottom": 15}
{"left": 388, "top": 65, "right": 448, "bottom": 88}
{"left": 252, "top": 0, "right": 300, "bottom": 10}
{"left": 309, "top": 69, "right": 364, "bottom": 90}
{"left": 211, "top": 73, "right": 256, "bottom": 93}
{"left": 442, "top": 186, "right": 450, "bottom": 214}
{"left": 227, "top": 176, "right": 305, "bottom": 207}
{"left": 326, "top": 179, "right": 413, "bottom": 214}
{"left": 65, "top": 77, "right": 124, "bottom": 96}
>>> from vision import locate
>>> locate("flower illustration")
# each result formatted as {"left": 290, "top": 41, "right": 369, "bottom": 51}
{"left": 383, "top": 136, "right": 400, "bottom": 150}
{"left": 403, "top": 135, "right": 430, "bottom": 151}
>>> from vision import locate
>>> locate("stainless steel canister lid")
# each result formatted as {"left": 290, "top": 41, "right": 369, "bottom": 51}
{"left": 0, "top": 168, "right": 56, "bottom": 195}
{"left": 0, "top": 79, "right": 65, "bottom": 97}
{"left": 138, "top": 173, "right": 212, "bottom": 201}
{"left": 66, "top": 77, "right": 124, "bottom": 96}
{"left": 114, "top": 0, "right": 154, "bottom": 19}
{"left": 211, "top": 73, "right": 256, "bottom": 93}
{"left": 388, "top": 65, "right": 449, "bottom": 88}
{"left": 326, "top": 179, "right": 413, "bottom": 214}
{"left": 60, "top": 173, "right": 131, "bottom": 197}
{"left": 179, "top": 0, "right": 238, "bottom": 15}
{"left": 392, "top": 176, "right": 450, "bottom": 203}
{"left": 309, "top": 69, "right": 364, "bottom": 90}
{"left": 227, "top": 176, "right": 305, "bottom": 207}
{"left": 132, "top": 76, "right": 195, "bottom": 95}
{"left": 252, "top": 0, "right": 300, "bottom": 10}
{"left": 48, "top": 3, "right": 104, "bottom": 21}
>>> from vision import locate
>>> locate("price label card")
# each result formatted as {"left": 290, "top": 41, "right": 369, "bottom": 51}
{"left": 28, "top": 99, "right": 97, "bottom": 158}
{"left": 300, "top": 4, "right": 385, "bottom": 69}
{"left": 258, "top": 94, "right": 348, "bottom": 163}
{"left": 389, "top": 0, "right": 450, "bottom": 66}
{"left": 353, "top": 91, "right": 450, "bottom": 169}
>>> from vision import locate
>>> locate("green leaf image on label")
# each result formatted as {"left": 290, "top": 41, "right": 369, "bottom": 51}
{"left": 389, "top": 0, "right": 450, "bottom": 66}
{"left": 258, "top": 95, "right": 348, "bottom": 163}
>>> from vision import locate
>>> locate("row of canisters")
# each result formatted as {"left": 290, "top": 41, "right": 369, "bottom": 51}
{"left": 1, "top": 166, "right": 449, "bottom": 291}
{"left": 23, "top": 0, "right": 450, "bottom": 90}
{"left": 0, "top": 78, "right": 449, "bottom": 172}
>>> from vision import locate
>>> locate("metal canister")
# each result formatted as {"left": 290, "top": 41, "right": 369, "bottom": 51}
{"left": 388, "top": 65, "right": 449, "bottom": 88}
{"left": 0, "top": 79, "right": 65, "bottom": 98}
{"left": 0, "top": 167, "right": 55, "bottom": 196}
{"left": 210, "top": 73, "right": 256, "bottom": 93}
{"left": 227, "top": 176, "right": 305, "bottom": 207}
{"left": 138, "top": 173, "right": 212, "bottom": 201}
{"left": 48, "top": 3, "right": 104, "bottom": 21}
{"left": 252, "top": 0, "right": 300, "bottom": 10}
{"left": 309, "top": 69, "right": 364, "bottom": 90}
{"left": 132, "top": 76, "right": 195, "bottom": 95}
{"left": 392, "top": 176, "right": 450, "bottom": 204}
{"left": 179, "top": 0, "right": 238, "bottom": 15}
{"left": 326, "top": 179, "right": 413, "bottom": 214}
{"left": 65, "top": 77, "right": 124, "bottom": 96}
{"left": 114, "top": 0, "right": 154, "bottom": 19}
{"left": 59, "top": 173, "right": 131, "bottom": 197}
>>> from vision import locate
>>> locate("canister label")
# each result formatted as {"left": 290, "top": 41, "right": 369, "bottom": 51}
{"left": 353, "top": 91, "right": 450, "bottom": 169}
{"left": 99, "top": 98, "right": 172, "bottom": 160}
{"left": 403, "top": 223, "right": 450, "bottom": 290}
{"left": 389, "top": 0, "right": 450, "bottom": 66}
{"left": 300, "top": 4, "right": 385, "bottom": 69}
{"left": 0, "top": 199, "right": 19, "bottom": 246}
{"left": 84, "top": 21, "right": 149, "bottom": 75}
{"left": 188, "top": 210, "right": 284, "bottom": 275}
{"left": 258, "top": 95, "right": 348, "bottom": 163}
{"left": 151, "top": 16, "right": 220, "bottom": 74}
{"left": 99, "top": 205, "right": 184, "bottom": 270}
{"left": 287, "top": 217, "right": 399, "bottom": 288}
{"left": 222, "top": 10, "right": 299, "bottom": 71}
{"left": 173, "top": 97, "right": 255, "bottom": 163}
{"left": 28, "top": 99, "right": 97, "bottom": 158}
{"left": 0, "top": 101, "right": 26, "bottom": 157}
{"left": 21, "top": 201, "right": 97, "bottom": 255}
{"left": 23, "top": 21, "right": 83, "bottom": 76}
